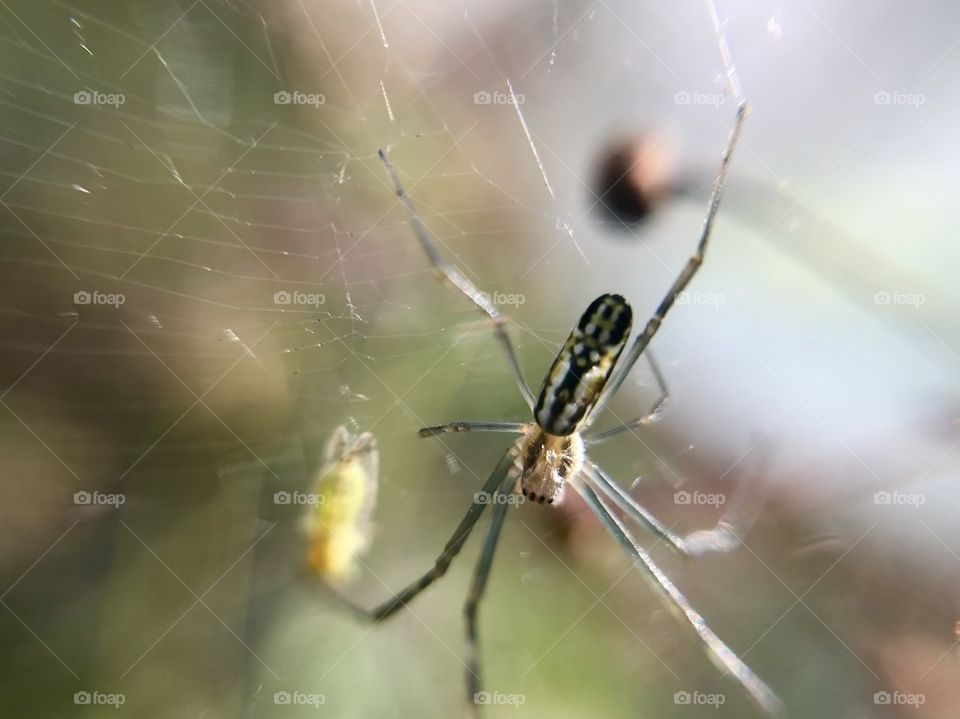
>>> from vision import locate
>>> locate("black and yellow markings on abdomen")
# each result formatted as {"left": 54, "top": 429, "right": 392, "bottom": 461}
{"left": 534, "top": 293, "right": 633, "bottom": 436}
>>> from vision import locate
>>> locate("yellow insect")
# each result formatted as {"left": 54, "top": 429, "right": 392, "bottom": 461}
{"left": 303, "top": 426, "right": 378, "bottom": 585}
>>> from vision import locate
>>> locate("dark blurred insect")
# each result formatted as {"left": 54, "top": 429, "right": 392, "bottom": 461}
{"left": 592, "top": 134, "right": 677, "bottom": 226}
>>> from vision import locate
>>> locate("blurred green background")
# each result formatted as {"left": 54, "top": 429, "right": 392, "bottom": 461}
{"left": 2, "top": 1, "right": 960, "bottom": 717}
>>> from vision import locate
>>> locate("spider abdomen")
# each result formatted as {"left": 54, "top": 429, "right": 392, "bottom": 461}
{"left": 517, "top": 427, "right": 585, "bottom": 505}
{"left": 534, "top": 294, "right": 633, "bottom": 436}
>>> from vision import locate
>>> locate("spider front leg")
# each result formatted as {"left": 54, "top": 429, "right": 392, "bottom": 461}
{"left": 379, "top": 149, "right": 535, "bottom": 410}
{"left": 591, "top": 101, "right": 748, "bottom": 420}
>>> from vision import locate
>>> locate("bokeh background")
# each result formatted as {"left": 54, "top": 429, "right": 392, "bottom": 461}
{"left": 2, "top": 1, "right": 960, "bottom": 717}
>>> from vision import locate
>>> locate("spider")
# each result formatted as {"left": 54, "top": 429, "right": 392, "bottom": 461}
{"left": 337, "top": 7, "right": 781, "bottom": 711}
{"left": 344, "top": 95, "right": 780, "bottom": 718}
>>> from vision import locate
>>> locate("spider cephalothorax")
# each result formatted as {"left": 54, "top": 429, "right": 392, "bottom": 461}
{"left": 515, "top": 427, "right": 584, "bottom": 504}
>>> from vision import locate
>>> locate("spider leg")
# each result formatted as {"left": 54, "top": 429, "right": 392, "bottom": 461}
{"left": 379, "top": 149, "right": 535, "bottom": 410}
{"left": 586, "top": 352, "right": 669, "bottom": 446}
{"left": 583, "top": 462, "right": 744, "bottom": 557}
{"left": 591, "top": 100, "right": 748, "bottom": 420}
{"left": 419, "top": 421, "right": 531, "bottom": 439}
{"left": 583, "top": 462, "right": 689, "bottom": 554}
{"left": 572, "top": 477, "right": 783, "bottom": 717}
{"left": 463, "top": 480, "right": 512, "bottom": 714}
{"left": 364, "top": 448, "right": 516, "bottom": 622}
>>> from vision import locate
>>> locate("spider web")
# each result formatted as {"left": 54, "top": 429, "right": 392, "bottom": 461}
{"left": 4, "top": 1, "right": 960, "bottom": 717}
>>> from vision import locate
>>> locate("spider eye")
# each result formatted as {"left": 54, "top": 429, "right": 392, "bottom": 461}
{"left": 534, "top": 293, "right": 633, "bottom": 435}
